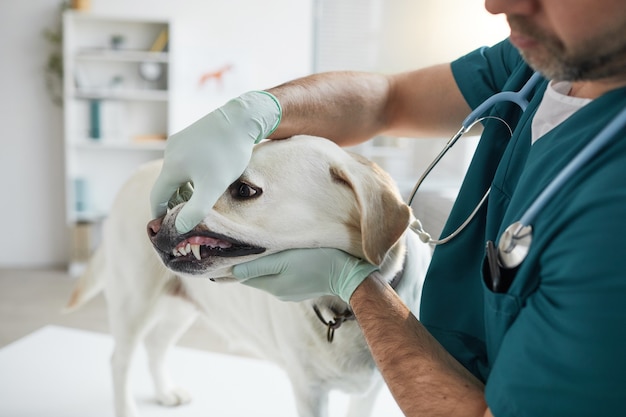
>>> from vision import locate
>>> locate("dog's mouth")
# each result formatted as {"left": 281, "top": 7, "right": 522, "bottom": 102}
{"left": 170, "top": 232, "right": 265, "bottom": 260}
{"left": 151, "top": 229, "right": 266, "bottom": 274}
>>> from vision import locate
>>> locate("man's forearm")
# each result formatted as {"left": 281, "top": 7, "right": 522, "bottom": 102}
{"left": 267, "top": 71, "right": 391, "bottom": 146}
{"left": 266, "top": 64, "right": 470, "bottom": 146}
{"left": 350, "top": 273, "right": 491, "bottom": 417}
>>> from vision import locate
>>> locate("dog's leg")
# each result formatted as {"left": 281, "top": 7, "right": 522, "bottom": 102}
{"left": 108, "top": 288, "right": 164, "bottom": 417}
{"left": 288, "top": 376, "right": 330, "bottom": 417}
{"left": 143, "top": 295, "right": 198, "bottom": 407}
{"left": 110, "top": 320, "right": 150, "bottom": 417}
{"left": 344, "top": 373, "right": 384, "bottom": 417}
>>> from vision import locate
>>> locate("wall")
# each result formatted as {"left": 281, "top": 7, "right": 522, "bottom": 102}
{"left": 378, "top": 0, "right": 509, "bottom": 72}
{"left": 0, "top": 0, "right": 313, "bottom": 268}
{"left": 0, "top": 0, "right": 68, "bottom": 268}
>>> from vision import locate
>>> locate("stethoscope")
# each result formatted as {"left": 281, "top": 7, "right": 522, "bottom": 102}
{"left": 408, "top": 72, "right": 544, "bottom": 245}
{"left": 408, "top": 71, "right": 626, "bottom": 281}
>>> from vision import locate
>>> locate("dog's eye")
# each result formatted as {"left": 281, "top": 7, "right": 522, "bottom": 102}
{"left": 230, "top": 182, "right": 261, "bottom": 200}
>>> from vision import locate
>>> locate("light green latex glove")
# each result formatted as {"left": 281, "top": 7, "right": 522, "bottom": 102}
{"left": 150, "top": 91, "right": 282, "bottom": 233}
{"left": 232, "top": 248, "right": 379, "bottom": 303}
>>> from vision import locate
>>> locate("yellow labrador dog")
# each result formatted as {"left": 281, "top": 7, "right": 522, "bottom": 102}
{"left": 66, "top": 135, "right": 431, "bottom": 417}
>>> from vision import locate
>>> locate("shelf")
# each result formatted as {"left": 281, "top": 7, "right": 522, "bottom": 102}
{"left": 74, "top": 210, "right": 108, "bottom": 223}
{"left": 75, "top": 89, "right": 169, "bottom": 101}
{"left": 74, "top": 138, "right": 165, "bottom": 151}
{"left": 72, "top": 139, "right": 166, "bottom": 151}
{"left": 63, "top": 11, "right": 171, "bottom": 234}
{"left": 76, "top": 49, "right": 169, "bottom": 63}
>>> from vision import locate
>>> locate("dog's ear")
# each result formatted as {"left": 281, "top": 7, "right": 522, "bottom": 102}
{"left": 330, "top": 154, "right": 411, "bottom": 265}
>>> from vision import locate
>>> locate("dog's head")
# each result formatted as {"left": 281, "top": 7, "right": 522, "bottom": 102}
{"left": 148, "top": 135, "right": 411, "bottom": 280}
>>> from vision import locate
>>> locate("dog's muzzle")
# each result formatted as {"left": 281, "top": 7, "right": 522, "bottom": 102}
{"left": 147, "top": 216, "right": 266, "bottom": 274}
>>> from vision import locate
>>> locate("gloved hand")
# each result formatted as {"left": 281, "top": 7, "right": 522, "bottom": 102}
{"left": 232, "top": 248, "right": 378, "bottom": 303}
{"left": 150, "top": 91, "right": 282, "bottom": 233}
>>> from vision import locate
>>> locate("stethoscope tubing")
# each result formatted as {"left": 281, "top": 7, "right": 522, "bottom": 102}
{"left": 461, "top": 71, "right": 543, "bottom": 130}
{"left": 409, "top": 72, "right": 543, "bottom": 245}
{"left": 410, "top": 69, "right": 626, "bottom": 277}
{"left": 519, "top": 104, "right": 626, "bottom": 227}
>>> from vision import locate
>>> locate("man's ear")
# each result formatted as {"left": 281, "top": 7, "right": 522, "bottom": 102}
{"left": 330, "top": 154, "right": 410, "bottom": 265}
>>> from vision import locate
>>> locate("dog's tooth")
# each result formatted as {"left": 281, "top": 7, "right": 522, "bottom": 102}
{"left": 191, "top": 244, "right": 201, "bottom": 260}
{"left": 172, "top": 248, "right": 179, "bottom": 257}
{"left": 185, "top": 243, "right": 191, "bottom": 255}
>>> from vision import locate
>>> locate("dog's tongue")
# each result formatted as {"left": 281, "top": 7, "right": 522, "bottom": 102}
{"left": 181, "top": 236, "right": 232, "bottom": 249}
{"left": 172, "top": 235, "right": 234, "bottom": 260}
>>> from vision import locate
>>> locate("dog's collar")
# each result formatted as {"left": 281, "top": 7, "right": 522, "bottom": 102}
{"left": 312, "top": 304, "right": 354, "bottom": 343}
{"left": 313, "top": 259, "right": 406, "bottom": 343}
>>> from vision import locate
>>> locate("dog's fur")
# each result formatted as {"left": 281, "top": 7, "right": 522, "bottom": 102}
{"left": 66, "top": 135, "right": 431, "bottom": 417}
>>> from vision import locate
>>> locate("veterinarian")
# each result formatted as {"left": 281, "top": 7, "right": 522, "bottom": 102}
{"left": 151, "top": 1, "right": 626, "bottom": 416}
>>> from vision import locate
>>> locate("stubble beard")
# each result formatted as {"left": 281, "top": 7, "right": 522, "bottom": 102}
{"left": 508, "top": 16, "right": 626, "bottom": 83}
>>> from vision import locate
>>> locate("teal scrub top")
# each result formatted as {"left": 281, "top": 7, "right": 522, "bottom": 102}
{"left": 419, "top": 39, "right": 626, "bottom": 416}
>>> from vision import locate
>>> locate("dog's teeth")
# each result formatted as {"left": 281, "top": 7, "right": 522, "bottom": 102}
{"left": 191, "top": 244, "right": 201, "bottom": 260}
{"left": 172, "top": 248, "right": 179, "bottom": 257}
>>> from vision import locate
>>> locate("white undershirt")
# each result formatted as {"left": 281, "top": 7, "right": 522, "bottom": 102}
{"left": 531, "top": 81, "right": 592, "bottom": 144}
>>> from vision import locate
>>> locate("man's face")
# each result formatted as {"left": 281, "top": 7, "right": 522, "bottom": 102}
{"left": 485, "top": 0, "right": 626, "bottom": 82}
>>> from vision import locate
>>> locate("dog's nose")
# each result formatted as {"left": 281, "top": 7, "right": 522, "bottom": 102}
{"left": 147, "top": 217, "right": 163, "bottom": 239}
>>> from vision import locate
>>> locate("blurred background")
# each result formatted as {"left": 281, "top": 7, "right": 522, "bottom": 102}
{"left": 0, "top": 0, "right": 508, "bottom": 270}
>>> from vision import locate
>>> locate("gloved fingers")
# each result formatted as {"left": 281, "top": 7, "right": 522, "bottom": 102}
{"left": 333, "top": 261, "right": 379, "bottom": 302}
{"left": 232, "top": 254, "right": 287, "bottom": 280}
{"left": 239, "top": 274, "right": 313, "bottom": 303}
{"left": 233, "top": 248, "right": 348, "bottom": 280}
{"left": 150, "top": 172, "right": 189, "bottom": 218}
{"left": 173, "top": 185, "right": 224, "bottom": 233}
{"left": 238, "top": 274, "right": 279, "bottom": 288}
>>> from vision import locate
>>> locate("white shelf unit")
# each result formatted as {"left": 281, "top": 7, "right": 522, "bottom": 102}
{"left": 62, "top": 11, "right": 171, "bottom": 271}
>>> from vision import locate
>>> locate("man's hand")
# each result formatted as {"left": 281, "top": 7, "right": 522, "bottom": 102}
{"left": 150, "top": 91, "right": 281, "bottom": 233}
{"left": 232, "top": 248, "right": 378, "bottom": 303}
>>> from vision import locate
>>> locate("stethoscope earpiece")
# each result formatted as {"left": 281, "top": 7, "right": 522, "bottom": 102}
{"left": 409, "top": 218, "right": 433, "bottom": 244}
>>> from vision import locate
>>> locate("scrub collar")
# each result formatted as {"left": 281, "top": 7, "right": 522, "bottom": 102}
{"left": 531, "top": 81, "right": 592, "bottom": 144}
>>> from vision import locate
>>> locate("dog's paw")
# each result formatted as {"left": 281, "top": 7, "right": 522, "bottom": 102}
{"left": 156, "top": 386, "right": 192, "bottom": 407}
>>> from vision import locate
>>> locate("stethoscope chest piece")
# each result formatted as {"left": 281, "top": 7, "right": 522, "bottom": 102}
{"left": 498, "top": 222, "right": 533, "bottom": 269}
